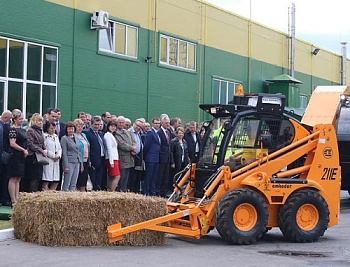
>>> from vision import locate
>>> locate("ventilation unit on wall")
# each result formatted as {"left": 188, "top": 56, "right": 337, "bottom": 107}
{"left": 91, "top": 11, "right": 109, "bottom": 30}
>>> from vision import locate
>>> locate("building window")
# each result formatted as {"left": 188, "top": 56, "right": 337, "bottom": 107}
{"left": 159, "top": 34, "right": 196, "bottom": 71}
{"left": 99, "top": 21, "right": 138, "bottom": 58}
{"left": 0, "top": 37, "right": 58, "bottom": 117}
{"left": 213, "top": 78, "right": 241, "bottom": 104}
{"left": 300, "top": 94, "right": 308, "bottom": 109}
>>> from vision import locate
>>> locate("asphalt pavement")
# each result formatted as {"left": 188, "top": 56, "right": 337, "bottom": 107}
{"left": 1, "top": 192, "right": 350, "bottom": 267}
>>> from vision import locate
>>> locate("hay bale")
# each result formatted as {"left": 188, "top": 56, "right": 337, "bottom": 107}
{"left": 12, "top": 191, "right": 167, "bottom": 246}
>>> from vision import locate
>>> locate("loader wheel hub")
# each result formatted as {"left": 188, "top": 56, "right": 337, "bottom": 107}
{"left": 296, "top": 204, "right": 319, "bottom": 231}
{"left": 233, "top": 203, "right": 257, "bottom": 231}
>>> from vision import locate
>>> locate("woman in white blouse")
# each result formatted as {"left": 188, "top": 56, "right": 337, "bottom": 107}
{"left": 42, "top": 122, "right": 62, "bottom": 190}
{"left": 104, "top": 121, "right": 120, "bottom": 191}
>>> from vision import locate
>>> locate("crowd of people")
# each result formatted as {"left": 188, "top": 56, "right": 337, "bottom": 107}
{"left": 0, "top": 108, "right": 203, "bottom": 207}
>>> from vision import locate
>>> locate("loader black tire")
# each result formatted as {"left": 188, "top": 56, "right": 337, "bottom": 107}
{"left": 279, "top": 189, "right": 329, "bottom": 243}
{"left": 215, "top": 188, "right": 268, "bottom": 245}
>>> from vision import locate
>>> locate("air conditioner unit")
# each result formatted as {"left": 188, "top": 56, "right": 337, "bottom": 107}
{"left": 91, "top": 11, "right": 109, "bottom": 30}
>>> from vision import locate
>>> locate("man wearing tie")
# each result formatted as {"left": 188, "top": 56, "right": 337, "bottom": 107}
{"left": 169, "top": 117, "right": 182, "bottom": 139}
{"left": 127, "top": 118, "right": 144, "bottom": 193}
{"left": 157, "top": 116, "right": 171, "bottom": 197}
{"left": 143, "top": 117, "right": 161, "bottom": 196}
{"left": 83, "top": 116, "right": 105, "bottom": 190}
{"left": 184, "top": 121, "right": 201, "bottom": 163}
{"left": 45, "top": 108, "right": 65, "bottom": 140}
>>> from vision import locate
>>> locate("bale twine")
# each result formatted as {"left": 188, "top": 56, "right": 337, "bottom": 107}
{"left": 12, "top": 191, "right": 167, "bottom": 246}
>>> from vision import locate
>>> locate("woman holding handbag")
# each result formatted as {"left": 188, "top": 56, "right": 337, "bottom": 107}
{"left": 24, "top": 113, "right": 47, "bottom": 192}
{"left": 6, "top": 109, "right": 28, "bottom": 207}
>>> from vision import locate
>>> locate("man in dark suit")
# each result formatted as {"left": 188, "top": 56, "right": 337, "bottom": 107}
{"left": 169, "top": 117, "right": 182, "bottom": 139}
{"left": 84, "top": 116, "right": 105, "bottom": 190}
{"left": 77, "top": 111, "right": 89, "bottom": 130}
{"left": 0, "top": 118, "right": 3, "bottom": 170}
{"left": 157, "top": 116, "right": 171, "bottom": 197}
{"left": 45, "top": 108, "right": 65, "bottom": 140}
{"left": 143, "top": 117, "right": 161, "bottom": 196}
{"left": 184, "top": 121, "right": 201, "bottom": 163}
{"left": 101, "top": 111, "right": 112, "bottom": 133}
{"left": 141, "top": 122, "right": 151, "bottom": 143}
{"left": 127, "top": 119, "right": 144, "bottom": 193}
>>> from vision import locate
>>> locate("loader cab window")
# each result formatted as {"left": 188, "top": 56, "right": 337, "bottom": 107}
{"left": 260, "top": 119, "right": 295, "bottom": 150}
{"left": 336, "top": 107, "right": 350, "bottom": 140}
{"left": 211, "top": 118, "right": 231, "bottom": 164}
{"left": 198, "top": 120, "right": 215, "bottom": 165}
{"left": 224, "top": 117, "right": 294, "bottom": 166}
{"left": 231, "top": 119, "right": 260, "bottom": 165}
{"left": 197, "top": 115, "right": 295, "bottom": 167}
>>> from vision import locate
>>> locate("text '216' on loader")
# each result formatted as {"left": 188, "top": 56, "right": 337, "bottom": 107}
{"left": 108, "top": 90, "right": 341, "bottom": 245}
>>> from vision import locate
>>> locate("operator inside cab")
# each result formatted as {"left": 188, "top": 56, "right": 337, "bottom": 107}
{"left": 241, "top": 124, "right": 258, "bottom": 165}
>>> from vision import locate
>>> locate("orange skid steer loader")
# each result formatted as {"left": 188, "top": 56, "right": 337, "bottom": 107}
{"left": 108, "top": 93, "right": 340, "bottom": 245}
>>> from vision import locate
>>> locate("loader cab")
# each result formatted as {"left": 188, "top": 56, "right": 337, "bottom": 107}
{"left": 336, "top": 97, "right": 350, "bottom": 191}
{"left": 198, "top": 115, "right": 295, "bottom": 168}
{"left": 196, "top": 94, "right": 296, "bottom": 196}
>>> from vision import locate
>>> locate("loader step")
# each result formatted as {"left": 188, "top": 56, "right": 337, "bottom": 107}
{"left": 270, "top": 178, "right": 307, "bottom": 184}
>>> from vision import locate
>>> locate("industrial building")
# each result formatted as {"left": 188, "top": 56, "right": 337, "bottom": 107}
{"left": 0, "top": 0, "right": 348, "bottom": 122}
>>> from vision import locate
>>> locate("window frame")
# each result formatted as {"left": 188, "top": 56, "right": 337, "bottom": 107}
{"left": 98, "top": 20, "right": 139, "bottom": 59}
{"left": 159, "top": 34, "right": 197, "bottom": 71}
{"left": 299, "top": 94, "right": 308, "bottom": 109}
{"left": 0, "top": 36, "right": 58, "bottom": 117}
{"left": 212, "top": 77, "right": 242, "bottom": 104}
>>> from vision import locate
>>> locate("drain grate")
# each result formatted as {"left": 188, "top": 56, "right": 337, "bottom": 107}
{"left": 259, "top": 250, "right": 330, "bottom": 258}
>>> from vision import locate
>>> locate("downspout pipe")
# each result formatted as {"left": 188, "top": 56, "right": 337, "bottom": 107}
{"left": 341, "top": 42, "right": 347, "bottom": 85}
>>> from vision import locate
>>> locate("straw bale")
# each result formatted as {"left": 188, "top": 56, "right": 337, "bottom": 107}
{"left": 12, "top": 191, "right": 167, "bottom": 246}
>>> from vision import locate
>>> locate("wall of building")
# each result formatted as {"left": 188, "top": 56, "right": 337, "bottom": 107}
{"left": 0, "top": 0, "right": 348, "bottom": 123}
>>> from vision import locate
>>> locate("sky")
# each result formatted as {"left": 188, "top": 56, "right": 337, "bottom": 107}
{"left": 205, "top": 0, "right": 350, "bottom": 56}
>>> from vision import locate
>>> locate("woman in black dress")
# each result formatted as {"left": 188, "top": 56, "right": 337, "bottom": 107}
{"left": 6, "top": 109, "right": 28, "bottom": 206}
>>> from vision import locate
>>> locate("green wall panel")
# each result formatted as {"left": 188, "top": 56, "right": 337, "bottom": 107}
{"left": 147, "top": 64, "right": 199, "bottom": 122}
{"left": 0, "top": 0, "right": 340, "bottom": 124}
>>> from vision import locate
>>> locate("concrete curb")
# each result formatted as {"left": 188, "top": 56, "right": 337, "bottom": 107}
{"left": 0, "top": 228, "right": 14, "bottom": 241}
